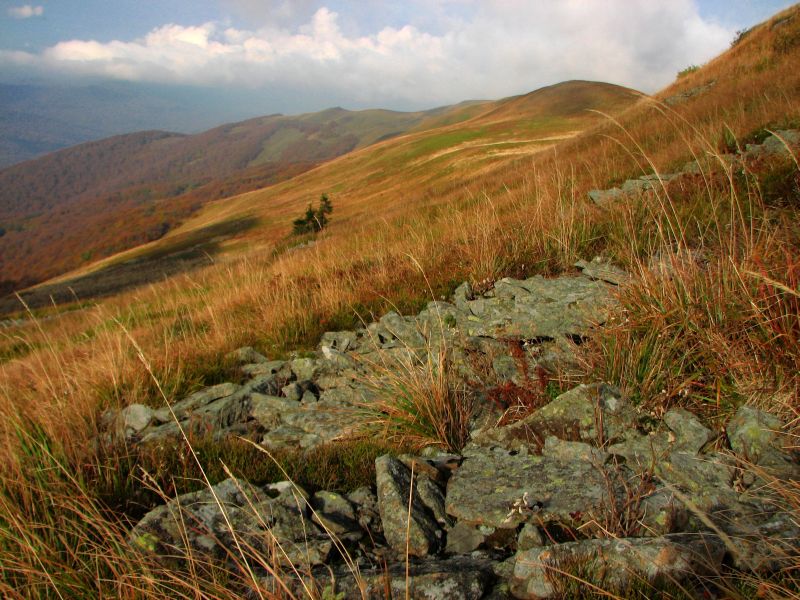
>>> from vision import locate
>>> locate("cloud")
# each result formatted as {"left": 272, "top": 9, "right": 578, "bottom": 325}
{"left": 0, "top": 1, "right": 733, "bottom": 107}
{"left": 7, "top": 4, "right": 44, "bottom": 19}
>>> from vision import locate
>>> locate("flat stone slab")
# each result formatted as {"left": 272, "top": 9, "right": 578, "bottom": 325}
{"left": 445, "top": 446, "right": 611, "bottom": 530}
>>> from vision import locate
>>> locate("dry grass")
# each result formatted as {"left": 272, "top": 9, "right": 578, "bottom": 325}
{"left": 1, "top": 4, "right": 800, "bottom": 596}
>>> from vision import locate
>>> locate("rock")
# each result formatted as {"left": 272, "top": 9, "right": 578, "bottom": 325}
{"left": 116, "top": 404, "right": 154, "bottom": 440}
{"left": 153, "top": 382, "right": 241, "bottom": 423}
{"left": 726, "top": 406, "right": 796, "bottom": 473}
{"left": 575, "top": 257, "right": 630, "bottom": 286}
{"left": 475, "top": 384, "right": 630, "bottom": 452}
{"left": 310, "top": 490, "right": 361, "bottom": 537}
{"left": 664, "top": 408, "right": 714, "bottom": 453}
{"left": 517, "top": 523, "right": 545, "bottom": 551}
{"left": 445, "top": 446, "right": 613, "bottom": 530}
{"left": 446, "top": 521, "right": 489, "bottom": 554}
{"left": 290, "top": 357, "right": 318, "bottom": 382}
{"left": 727, "top": 512, "right": 800, "bottom": 571}
{"left": 129, "top": 478, "right": 331, "bottom": 568}
{"left": 588, "top": 187, "right": 623, "bottom": 206}
{"left": 283, "top": 556, "right": 496, "bottom": 600}
{"left": 375, "top": 455, "right": 443, "bottom": 557}
{"left": 453, "top": 281, "right": 474, "bottom": 311}
{"left": 281, "top": 382, "right": 303, "bottom": 402}
{"left": 542, "top": 436, "right": 608, "bottom": 463}
{"left": 226, "top": 346, "right": 268, "bottom": 364}
{"left": 240, "top": 360, "right": 289, "bottom": 379}
{"left": 347, "top": 486, "right": 381, "bottom": 531}
{"left": 510, "top": 534, "right": 725, "bottom": 599}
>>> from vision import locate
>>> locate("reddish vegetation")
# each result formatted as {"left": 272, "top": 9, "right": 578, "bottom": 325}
{"left": 488, "top": 339, "right": 554, "bottom": 425}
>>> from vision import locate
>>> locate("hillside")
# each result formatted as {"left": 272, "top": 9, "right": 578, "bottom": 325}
{"left": 6, "top": 80, "right": 637, "bottom": 311}
{"left": 1, "top": 4, "right": 800, "bottom": 598}
{"left": 0, "top": 103, "right": 480, "bottom": 294}
{"left": 0, "top": 81, "right": 294, "bottom": 168}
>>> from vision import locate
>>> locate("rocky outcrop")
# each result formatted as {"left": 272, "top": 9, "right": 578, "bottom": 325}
{"left": 115, "top": 269, "right": 800, "bottom": 597}
{"left": 587, "top": 129, "right": 800, "bottom": 207}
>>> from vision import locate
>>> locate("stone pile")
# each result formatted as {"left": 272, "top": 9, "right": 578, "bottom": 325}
{"left": 105, "top": 266, "right": 799, "bottom": 598}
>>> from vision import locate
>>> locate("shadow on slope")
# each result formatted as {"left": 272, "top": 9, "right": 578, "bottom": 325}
{"left": 0, "top": 216, "right": 259, "bottom": 314}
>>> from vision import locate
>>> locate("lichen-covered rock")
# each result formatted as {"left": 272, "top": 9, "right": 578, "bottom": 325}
{"left": 726, "top": 405, "right": 798, "bottom": 477}
{"left": 663, "top": 408, "right": 714, "bottom": 453}
{"left": 445, "top": 446, "right": 613, "bottom": 530}
{"left": 226, "top": 346, "right": 268, "bottom": 365}
{"left": 310, "top": 490, "right": 361, "bottom": 537}
{"left": 116, "top": 403, "right": 154, "bottom": 440}
{"left": 474, "top": 383, "right": 630, "bottom": 452}
{"left": 575, "top": 257, "right": 630, "bottom": 286}
{"left": 129, "top": 478, "right": 332, "bottom": 568}
{"left": 375, "top": 455, "right": 444, "bottom": 557}
{"left": 266, "top": 556, "right": 496, "bottom": 600}
{"left": 510, "top": 534, "right": 726, "bottom": 599}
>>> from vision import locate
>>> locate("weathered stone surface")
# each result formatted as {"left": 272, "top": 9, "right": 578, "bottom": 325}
{"left": 474, "top": 384, "right": 629, "bottom": 452}
{"left": 726, "top": 405, "right": 798, "bottom": 477}
{"left": 129, "top": 478, "right": 332, "bottom": 568}
{"left": 116, "top": 403, "right": 153, "bottom": 440}
{"left": 375, "top": 455, "right": 443, "bottom": 557}
{"left": 664, "top": 408, "right": 714, "bottom": 453}
{"left": 446, "top": 521, "right": 488, "bottom": 554}
{"left": 510, "top": 534, "right": 726, "bottom": 599}
{"left": 588, "top": 187, "right": 623, "bottom": 206}
{"left": 575, "top": 257, "right": 630, "bottom": 286}
{"left": 446, "top": 446, "right": 611, "bottom": 530}
{"left": 226, "top": 346, "right": 268, "bottom": 365}
{"left": 726, "top": 512, "right": 800, "bottom": 571}
{"left": 310, "top": 490, "right": 361, "bottom": 537}
{"left": 272, "top": 556, "right": 496, "bottom": 600}
{"left": 517, "top": 523, "right": 545, "bottom": 552}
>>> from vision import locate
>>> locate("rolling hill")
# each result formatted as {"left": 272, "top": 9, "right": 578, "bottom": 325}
{"left": 4, "top": 80, "right": 639, "bottom": 311}
{"left": 2, "top": 4, "right": 800, "bottom": 597}
{"left": 0, "top": 101, "right": 487, "bottom": 294}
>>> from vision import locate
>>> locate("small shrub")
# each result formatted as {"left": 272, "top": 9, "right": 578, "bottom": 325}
{"left": 292, "top": 193, "right": 333, "bottom": 235}
{"left": 677, "top": 65, "right": 700, "bottom": 78}
{"left": 731, "top": 27, "right": 751, "bottom": 47}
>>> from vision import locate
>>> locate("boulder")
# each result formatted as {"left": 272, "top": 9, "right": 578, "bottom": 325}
{"left": 375, "top": 456, "right": 444, "bottom": 557}
{"left": 726, "top": 406, "right": 798, "bottom": 476}
{"left": 129, "top": 478, "right": 332, "bottom": 568}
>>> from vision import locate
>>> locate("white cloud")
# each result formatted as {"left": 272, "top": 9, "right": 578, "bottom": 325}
{"left": 7, "top": 4, "right": 44, "bottom": 19}
{"left": 0, "top": 1, "right": 733, "bottom": 106}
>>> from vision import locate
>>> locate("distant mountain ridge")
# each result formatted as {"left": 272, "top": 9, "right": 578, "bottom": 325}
{"left": 0, "top": 101, "right": 485, "bottom": 293}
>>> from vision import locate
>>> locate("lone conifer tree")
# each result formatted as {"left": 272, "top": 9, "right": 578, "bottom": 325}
{"left": 292, "top": 194, "right": 333, "bottom": 235}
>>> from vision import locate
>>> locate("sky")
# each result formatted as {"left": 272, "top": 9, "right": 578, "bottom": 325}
{"left": 0, "top": 0, "right": 794, "bottom": 115}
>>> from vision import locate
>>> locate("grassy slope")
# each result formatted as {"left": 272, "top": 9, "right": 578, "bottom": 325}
{"left": 1, "top": 4, "right": 800, "bottom": 596}
{"left": 0, "top": 103, "right": 474, "bottom": 292}
{"left": 13, "top": 79, "right": 637, "bottom": 308}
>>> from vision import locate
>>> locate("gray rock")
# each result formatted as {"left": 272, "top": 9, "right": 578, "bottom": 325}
{"left": 240, "top": 360, "right": 288, "bottom": 379}
{"left": 153, "top": 382, "right": 240, "bottom": 423}
{"left": 281, "top": 382, "right": 303, "bottom": 402}
{"left": 517, "top": 523, "right": 545, "bottom": 552}
{"left": 375, "top": 455, "right": 443, "bottom": 557}
{"left": 453, "top": 281, "right": 474, "bottom": 311}
{"left": 116, "top": 404, "right": 154, "bottom": 439}
{"left": 446, "top": 521, "right": 489, "bottom": 554}
{"left": 284, "top": 556, "right": 496, "bottom": 600}
{"left": 588, "top": 187, "right": 623, "bottom": 206}
{"left": 575, "top": 257, "right": 630, "bottom": 286}
{"left": 290, "top": 357, "right": 318, "bottom": 382}
{"left": 475, "top": 384, "right": 630, "bottom": 452}
{"left": 445, "top": 446, "right": 612, "bottom": 530}
{"left": 727, "top": 512, "right": 800, "bottom": 571}
{"left": 510, "top": 533, "right": 725, "bottom": 599}
{"left": 310, "top": 490, "right": 361, "bottom": 537}
{"left": 129, "top": 478, "right": 331, "bottom": 568}
{"left": 226, "top": 346, "right": 268, "bottom": 364}
{"left": 664, "top": 408, "right": 714, "bottom": 453}
{"left": 727, "top": 406, "right": 796, "bottom": 474}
